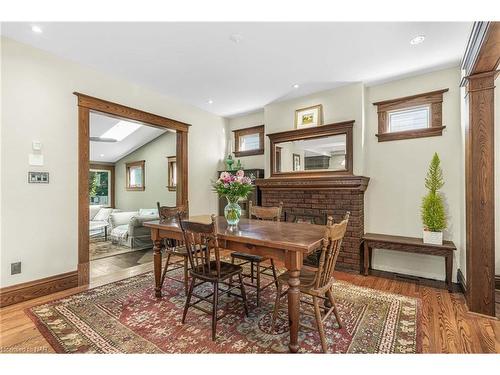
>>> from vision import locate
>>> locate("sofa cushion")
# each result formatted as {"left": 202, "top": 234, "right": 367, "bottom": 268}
{"left": 139, "top": 208, "right": 158, "bottom": 216}
{"left": 89, "top": 205, "right": 103, "bottom": 220}
{"left": 109, "top": 211, "right": 138, "bottom": 227}
{"left": 93, "top": 207, "right": 113, "bottom": 222}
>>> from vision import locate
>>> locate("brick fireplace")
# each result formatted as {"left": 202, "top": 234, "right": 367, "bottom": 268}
{"left": 256, "top": 176, "right": 370, "bottom": 272}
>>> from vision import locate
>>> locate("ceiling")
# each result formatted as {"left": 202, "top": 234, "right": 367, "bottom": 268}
{"left": 89, "top": 112, "right": 167, "bottom": 163}
{"left": 1, "top": 22, "right": 472, "bottom": 117}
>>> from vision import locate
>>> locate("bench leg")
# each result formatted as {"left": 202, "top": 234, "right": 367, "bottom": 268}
{"left": 445, "top": 254, "right": 453, "bottom": 292}
{"left": 363, "top": 242, "right": 370, "bottom": 276}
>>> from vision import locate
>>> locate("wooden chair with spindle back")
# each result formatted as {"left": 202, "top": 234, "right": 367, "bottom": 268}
{"left": 229, "top": 201, "right": 282, "bottom": 306}
{"left": 271, "top": 211, "right": 350, "bottom": 353}
{"left": 156, "top": 201, "right": 190, "bottom": 293}
{"left": 179, "top": 214, "right": 249, "bottom": 341}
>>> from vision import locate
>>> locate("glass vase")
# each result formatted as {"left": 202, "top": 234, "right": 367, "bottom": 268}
{"left": 224, "top": 197, "right": 241, "bottom": 227}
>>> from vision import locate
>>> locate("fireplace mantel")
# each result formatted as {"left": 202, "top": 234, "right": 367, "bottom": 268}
{"left": 255, "top": 175, "right": 370, "bottom": 191}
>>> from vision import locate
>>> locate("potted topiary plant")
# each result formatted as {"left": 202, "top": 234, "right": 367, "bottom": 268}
{"left": 421, "top": 152, "right": 447, "bottom": 245}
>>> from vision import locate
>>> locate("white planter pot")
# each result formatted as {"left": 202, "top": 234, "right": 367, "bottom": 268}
{"left": 423, "top": 230, "right": 443, "bottom": 245}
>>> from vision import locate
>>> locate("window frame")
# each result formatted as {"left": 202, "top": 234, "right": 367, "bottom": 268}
{"left": 167, "top": 156, "right": 176, "bottom": 192}
{"left": 233, "top": 125, "right": 264, "bottom": 157}
{"left": 373, "top": 88, "right": 448, "bottom": 142}
{"left": 125, "top": 160, "right": 145, "bottom": 191}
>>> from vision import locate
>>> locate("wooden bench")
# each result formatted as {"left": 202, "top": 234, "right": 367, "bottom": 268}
{"left": 362, "top": 233, "right": 457, "bottom": 292}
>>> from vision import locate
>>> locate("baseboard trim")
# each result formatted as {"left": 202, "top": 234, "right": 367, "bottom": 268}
{"left": 0, "top": 270, "right": 78, "bottom": 308}
{"left": 495, "top": 274, "right": 500, "bottom": 290}
{"left": 366, "top": 268, "right": 462, "bottom": 293}
{"left": 457, "top": 268, "right": 467, "bottom": 294}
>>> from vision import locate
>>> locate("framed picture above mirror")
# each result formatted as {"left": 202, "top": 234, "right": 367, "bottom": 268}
{"left": 294, "top": 104, "right": 323, "bottom": 129}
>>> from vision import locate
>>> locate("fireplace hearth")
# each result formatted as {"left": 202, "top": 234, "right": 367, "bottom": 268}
{"left": 256, "top": 175, "right": 369, "bottom": 272}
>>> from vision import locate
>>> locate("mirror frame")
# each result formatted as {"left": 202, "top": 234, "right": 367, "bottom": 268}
{"left": 268, "top": 120, "right": 354, "bottom": 178}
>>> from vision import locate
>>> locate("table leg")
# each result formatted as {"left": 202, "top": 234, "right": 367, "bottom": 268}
{"left": 153, "top": 235, "right": 162, "bottom": 298}
{"left": 104, "top": 226, "right": 107, "bottom": 242}
{"left": 363, "top": 242, "right": 370, "bottom": 276}
{"left": 445, "top": 253, "right": 452, "bottom": 292}
{"left": 286, "top": 252, "right": 302, "bottom": 353}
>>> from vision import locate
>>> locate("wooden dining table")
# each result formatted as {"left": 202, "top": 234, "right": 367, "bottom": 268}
{"left": 144, "top": 215, "right": 326, "bottom": 353}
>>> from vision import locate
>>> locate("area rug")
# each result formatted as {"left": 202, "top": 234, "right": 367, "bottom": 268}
{"left": 89, "top": 238, "right": 145, "bottom": 261}
{"left": 26, "top": 269, "right": 422, "bottom": 354}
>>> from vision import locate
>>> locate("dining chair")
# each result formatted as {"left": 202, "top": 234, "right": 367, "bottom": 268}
{"left": 179, "top": 214, "right": 249, "bottom": 341}
{"left": 271, "top": 212, "right": 350, "bottom": 353}
{"left": 229, "top": 201, "right": 282, "bottom": 306}
{"left": 156, "top": 202, "right": 190, "bottom": 293}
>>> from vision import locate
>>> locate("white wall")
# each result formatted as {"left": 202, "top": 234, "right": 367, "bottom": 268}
{"left": 227, "top": 111, "right": 265, "bottom": 170}
{"left": 114, "top": 131, "right": 177, "bottom": 211}
{"left": 365, "top": 67, "right": 463, "bottom": 282}
{"left": 0, "top": 37, "right": 226, "bottom": 287}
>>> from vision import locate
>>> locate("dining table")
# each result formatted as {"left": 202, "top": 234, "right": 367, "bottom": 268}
{"left": 144, "top": 215, "right": 326, "bottom": 353}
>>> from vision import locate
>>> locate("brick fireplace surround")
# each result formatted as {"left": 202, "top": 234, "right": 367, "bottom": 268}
{"left": 256, "top": 176, "right": 370, "bottom": 272}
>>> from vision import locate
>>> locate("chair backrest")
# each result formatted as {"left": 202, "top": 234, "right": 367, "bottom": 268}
{"left": 249, "top": 200, "right": 283, "bottom": 222}
{"left": 178, "top": 214, "right": 221, "bottom": 278}
{"left": 314, "top": 211, "right": 350, "bottom": 290}
{"left": 156, "top": 201, "right": 188, "bottom": 223}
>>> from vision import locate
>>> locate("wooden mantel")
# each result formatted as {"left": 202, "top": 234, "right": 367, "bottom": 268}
{"left": 256, "top": 175, "right": 370, "bottom": 191}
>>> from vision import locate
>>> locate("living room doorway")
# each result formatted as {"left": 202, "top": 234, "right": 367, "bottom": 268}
{"left": 76, "top": 93, "right": 190, "bottom": 286}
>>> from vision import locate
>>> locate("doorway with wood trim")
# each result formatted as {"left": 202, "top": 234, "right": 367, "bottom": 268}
{"left": 76, "top": 93, "right": 190, "bottom": 286}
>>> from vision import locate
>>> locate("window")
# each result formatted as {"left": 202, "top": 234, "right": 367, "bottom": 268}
{"left": 233, "top": 125, "right": 264, "bottom": 157}
{"left": 89, "top": 164, "right": 114, "bottom": 207}
{"left": 167, "top": 156, "right": 176, "bottom": 191}
{"left": 126, "top": 160, "right": 145, "bottom": 191}
{"left": 373, "top": 89, "right": 448, "bottom": 142}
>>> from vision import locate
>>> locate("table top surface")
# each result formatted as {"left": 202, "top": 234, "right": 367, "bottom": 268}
{"left": 363, "top": 232, "right": 456, "bottom": 250}
{"left": 144, "top": 215, "right": 326, "bottom": 252}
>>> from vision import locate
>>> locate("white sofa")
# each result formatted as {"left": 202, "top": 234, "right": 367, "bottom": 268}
{"left": 89, "top": 205, "right": 120, "bottom": 238}
{"left": 108, "top": 208, "right": 159, "bottom": 250}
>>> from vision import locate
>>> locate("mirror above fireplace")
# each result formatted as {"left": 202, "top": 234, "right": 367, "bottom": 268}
{"left": 268, "top": 120, "right": 354, "bottom": 177}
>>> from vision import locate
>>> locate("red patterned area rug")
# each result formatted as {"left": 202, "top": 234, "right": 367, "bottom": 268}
{"left": 27, "top": 270, "right": 422, "bottom": 353}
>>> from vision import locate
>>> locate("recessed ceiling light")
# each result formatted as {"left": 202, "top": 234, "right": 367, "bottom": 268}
{"left": 229, "top": 34, "right": 243, "bottom": 44}
{"left": 208, "top": 99, "right": 214, "bottom": 104}
{"left": 100, "top": 154, "right": 105, "bottom": 157}
{"left": 31, "top": 25, "right": 43, "bottom": 34}
{"left": 292, "top": 84, "right": 300, "bottom": 89}
{"left": 410, "top": 35, "right": 425, "bottom": 45}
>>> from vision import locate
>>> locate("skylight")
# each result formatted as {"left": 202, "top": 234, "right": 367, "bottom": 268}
{"left": 100, "top": 120, "right": 141, "bottom": 141}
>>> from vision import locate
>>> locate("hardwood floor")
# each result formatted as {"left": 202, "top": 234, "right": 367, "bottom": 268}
{"left": 1, "top": 255, "right": 499, "bottom": 354}
{"left": 90, "top": 248, "right": 153, "bottom": 279}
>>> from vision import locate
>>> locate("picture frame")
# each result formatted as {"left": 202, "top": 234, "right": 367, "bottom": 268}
{"left": 293, "top": 153, "right": 301, "bottom": 171}
{"left": 294, "top": 104, "right": 323, "bottom": 129}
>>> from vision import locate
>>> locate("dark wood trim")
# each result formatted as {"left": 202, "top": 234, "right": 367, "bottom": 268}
{"left": 373, "top": 89, "right": 448, "bottom": 142}
{"left": 461, "top": 22, "right": 500, "bottom": 79}
{"left": 464, "top": 67, "right": 497, "bottom": 315}
{"left": 125, "top": 160, "right": 145, "bottom": 191}
{"left": 74, "top": 92, "right": 190, "bottom": 132}
{"left": 77, "top": 93, "right": 189, "bottom": 286}
{"left": 256, "top": 175, "right": 369, "bottom": 192}
{"left": 233, "top": 125, "right": 264, "bottom": 157}
{"left": 457, "top": 269, "right": 467, "bottom": 294}
{"left": 376, "top": 126, "right": 446, "bottom": 142}
{"left": 89, "top": 163, "right": 115, "bottom": 208}
{"left": 267, "top": 121, "right": 354, "bottom": 177}
{"left": 0, "top": 271, "right": 78, "bottom": 307}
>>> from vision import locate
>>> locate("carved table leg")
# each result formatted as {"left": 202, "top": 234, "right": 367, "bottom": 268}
{"left": 153, "top": 233, "right": 162, "bottom": 298}
{"left": 285, "top": 251, "right": 302, "bottom": 353}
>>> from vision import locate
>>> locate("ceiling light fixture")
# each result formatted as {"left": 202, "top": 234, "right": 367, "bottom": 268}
{"left": 31, "top": 25, "right": 43, "bottom": 33}
{"left": 229, "top": 34, "right": 243, "bottom": 44}
{"left": 410, "top": 35, "right": 425, "bottom": 45}
{"left": 208, "top": 99, "right": 214, "bottom": 104}
{"left": 292, "top": 84, "right": 300, "bottom": 89}
{"left": 100, "top": 154, "right": 105, "bottom": 157}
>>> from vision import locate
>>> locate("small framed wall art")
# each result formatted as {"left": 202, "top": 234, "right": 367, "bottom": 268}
{"left": 294, "top": 104, "right": 323, "bottom": 129}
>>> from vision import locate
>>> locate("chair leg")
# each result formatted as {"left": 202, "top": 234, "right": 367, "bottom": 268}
{"left": 270, "top": 259, "right": 278, "bottom": 290}
{"left": 256, "top": 261, "right": 261, "bottom": 307}
{"left": 160, "top": 252, "right": 172, "bottom": 288}
{"left": 183, "top": 256, "right": 189, "bottom": 295}
{"left": 228, "top": 256, "right": 235, "bottom": 297}
{"left": 313, "top": 296, "right": 328, "bottom": 353}
{"left": 238, "top": 272, "right": 249, "bottom": 316}
{"left": 250, "top": 261, "right": 255, "bottom": 283}
{"left": 182, "top": 276, "right": 195, "bottom": 324}
{"left": 271, "top": 282, "right": 283, "bottom": 331}
{"left": 211, "top": 281, "right": 219, "bottom": 341}
{"left": 326, "top": 288, "right": 343, "bottom": 328}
